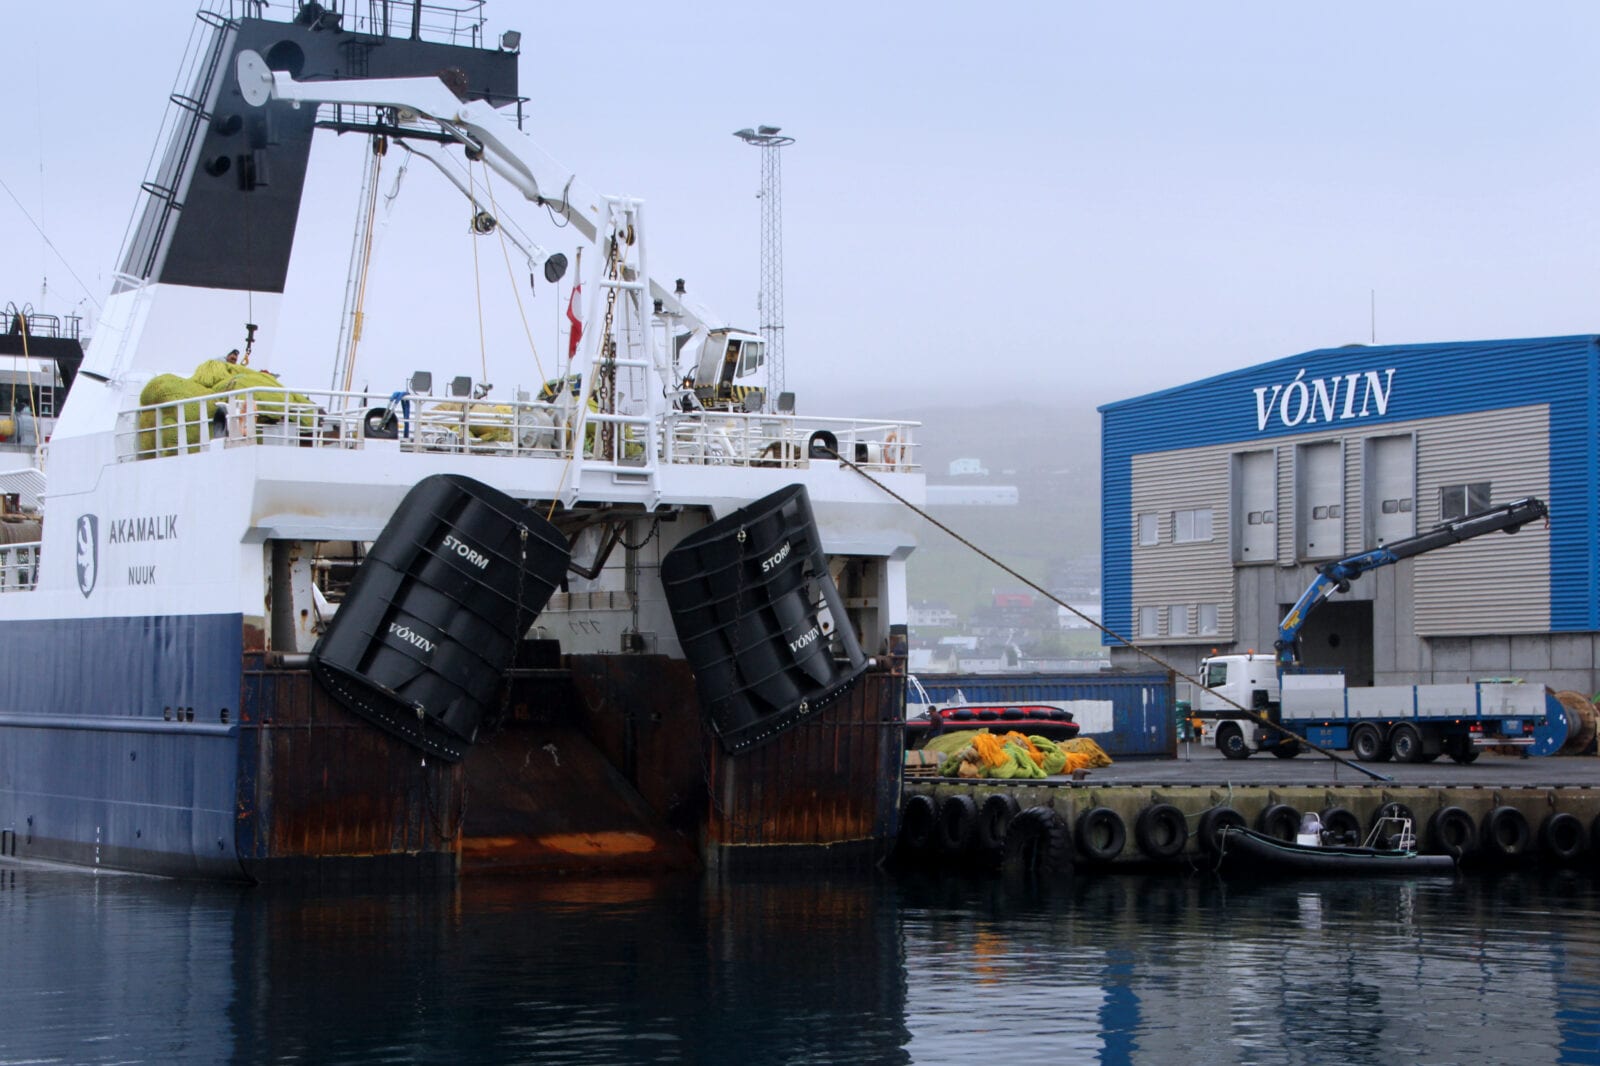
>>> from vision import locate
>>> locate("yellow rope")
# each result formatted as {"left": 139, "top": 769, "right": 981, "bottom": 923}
{"left": 7, "top": 313, "right": 21, "bottom": 416}
{"left": 12, "top": 310, "right": 37, "bottom": 429}
{"left": 341, "top": 140, "right": 385, "bottom": 393}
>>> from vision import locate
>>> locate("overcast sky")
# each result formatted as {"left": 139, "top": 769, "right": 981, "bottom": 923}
{"left": 3, "top": 1, "right": 1598, "bottom": 416}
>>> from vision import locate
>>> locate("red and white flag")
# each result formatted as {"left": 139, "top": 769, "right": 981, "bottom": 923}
{"left": 566, "top": 283, "right": 584, "bottom": 359}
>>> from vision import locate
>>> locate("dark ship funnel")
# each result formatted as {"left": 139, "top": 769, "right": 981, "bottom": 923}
{"left": 662, "top": 484, "right": 867, "bottom": 753}
{"left": 310, "top": 474, "right": 570, "bottom": 762}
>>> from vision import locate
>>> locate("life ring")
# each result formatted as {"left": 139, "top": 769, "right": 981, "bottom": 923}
{"left": 1197, "top": 806, "right": 1246, "bottom": 856}
{"left": 898, "top": 794, "right": 937, "bottom": 856}
{"left": 1319, "top": 806, "right": 1362, "bottom": 846}
{"left": 937, "top": 793, "right": 979, "bottom": 856}
{"left": 1075, "top": 806, "right": 1126, "bottom": 863}
{"left": 1480, "top": 805, "right": 1531, "bottom": 859}
{"left": 977, "top": 792, "right": 1020, "bottom": 854}
{"left": 881, "top": 431, "right": 901, "bottom": 469}
{"left": 1426, "top": 806, "right": 1477, "bottom": 857}
{"left": 1002, "top": 805, "right": 1072, "bottom": 876}
{"left": 1256, "top": 803, "right": 1301, "bottom": 842}
{"left": 1134, "top": 803, "right": 1189, "bottom": 860}
{"left": 1538, "top": 811, "right": 1585, "bottom": 864}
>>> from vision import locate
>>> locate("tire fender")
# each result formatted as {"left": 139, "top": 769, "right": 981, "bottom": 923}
{"left": 937, "top": 794, "right": 979, "bottom": 855}
{"left": 1076, "top": 806, "right": 1127, "bottom": 863}
{"left": 1134, "top": 803, "right": 1189, "bottom": 860}
{"left": 1256, "top": 803, "right": 1301, "bottom": 842}
{"left": 1539, "top": 811, "right": 1585, "bottom": 864}
{"left": 1002, "top": 805, "right": 1072, "bottom": 876}
{"left": 1481, "top": 805, "right": 1532, "bottom": 859}
{"left": 1197, "top": 806, "right": 1246, "bottom": 857}
{"left": 1427, "top": 805, "right": 1477, "bottom": 858}
{"left": 899, "top": 794, "right": 938, "bottom": 855}
{"left": 1319, "top": 806, "right": 1362, "bottom": 846}
{"left": 977, "top": 792, "right": 1021, "bottom": 854}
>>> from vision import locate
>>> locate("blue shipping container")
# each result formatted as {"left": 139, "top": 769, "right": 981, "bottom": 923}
{"left": 909, "top": 673, "right": 1176, "bottom": 758}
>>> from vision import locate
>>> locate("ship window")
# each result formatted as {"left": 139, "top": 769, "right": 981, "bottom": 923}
{"left": 737, "top": 339, "right": 765, "bottom": 376}
{"left": 1169, "top": 604, "right": 1192, "bottom": 636}
{"left": 1198, "top": 603, "right": 1219, "bottom": 635}
{"left": 1138, "top": 605, "right": 1159, "bottom": 636}
{"left": 1440, "top": 482, "right": 1491, "bottom": 520}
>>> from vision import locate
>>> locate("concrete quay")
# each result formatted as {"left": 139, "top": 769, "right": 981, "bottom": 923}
{"left": 898, "top": 748, "right": 1600, "bottom": 871}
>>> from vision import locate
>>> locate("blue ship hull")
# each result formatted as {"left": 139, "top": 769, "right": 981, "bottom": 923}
{"left": 0, "top": 613, "right": 461, "bottom": 880}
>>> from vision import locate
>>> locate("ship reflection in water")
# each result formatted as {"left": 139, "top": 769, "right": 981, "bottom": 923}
{"left": 3, "top": 866, "right": 1599, "bottom": 1064}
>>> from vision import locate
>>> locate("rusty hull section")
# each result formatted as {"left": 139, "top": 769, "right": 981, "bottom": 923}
{"left": 455, "top": 665, "right": 699, "bottom": 875}
{"left": 704, "top": 669, "right": 905, "bottom": 869}
{"left": 569, "top": 657, "right": 906, "bottom": 870}
{"left": 237, "top": 653, "right": 462, "bottom": 881}
{"left": 237, "top": 652, "right": 904, "bottom": 879}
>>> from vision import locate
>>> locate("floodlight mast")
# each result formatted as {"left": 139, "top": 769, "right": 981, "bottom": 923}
{"left": 732, "top": 126, "right": 794, "bottom": 410}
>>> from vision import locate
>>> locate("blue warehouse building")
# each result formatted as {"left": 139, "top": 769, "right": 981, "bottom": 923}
{"left": 1099, "top": 335, "right": 1599, "bottom": 694}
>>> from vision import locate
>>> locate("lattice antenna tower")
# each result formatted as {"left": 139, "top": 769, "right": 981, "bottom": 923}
{"left": 733, "top": 125, "right": 794, "bottom": 407}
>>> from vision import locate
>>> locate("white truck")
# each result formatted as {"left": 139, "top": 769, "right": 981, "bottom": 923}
{"left": 1195, "top": 651, "right": 1549, "bottom": 763}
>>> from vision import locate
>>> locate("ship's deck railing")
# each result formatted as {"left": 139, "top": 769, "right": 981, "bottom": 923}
{"left": 1, "top": 310, "right": 83, "bottom": 341}
{"left": 0, "top": 542, "right": 39, "bottom": 593}
{"left": 201, "top": 1, "right": 488, "bottom": 48}
{"left": 118, "top": 386, "right": 919, "bottom": 472}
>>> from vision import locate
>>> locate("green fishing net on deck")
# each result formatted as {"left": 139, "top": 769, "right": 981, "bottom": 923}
{"left": 137, "top": 374, "right": 216, "bottom": 456}
{"left": 138, "top": 361, "right": 316, "bottom": 456}
{"left": 194, "top": 360, "right": 315, "bottom": 427}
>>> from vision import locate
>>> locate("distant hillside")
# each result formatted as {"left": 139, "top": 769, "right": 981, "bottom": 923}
{"left": 894, "top": 402, "right": 1102, "bottom": 622}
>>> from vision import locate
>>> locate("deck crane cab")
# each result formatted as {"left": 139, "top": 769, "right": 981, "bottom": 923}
{"left": 687, "top": 329, "right": 766, "bottom": 412}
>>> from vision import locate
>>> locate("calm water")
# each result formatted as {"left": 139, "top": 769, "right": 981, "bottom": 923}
{"left": 3, "top": 863, "right": 1599, "bottom": 1065}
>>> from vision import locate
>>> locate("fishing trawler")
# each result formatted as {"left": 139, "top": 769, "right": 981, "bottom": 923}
{"left": 0, "top": 0, "right": 922, "bottom": 880}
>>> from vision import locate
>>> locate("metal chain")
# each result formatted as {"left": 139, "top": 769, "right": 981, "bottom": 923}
{"left": 617, "top": 517, "right": 661, "bottom": 552}
{"left": 595, "top": 223, "right": 625, "bottom": 460}
{"left": 486, "top": 524, "right": 531, "bottom": 738}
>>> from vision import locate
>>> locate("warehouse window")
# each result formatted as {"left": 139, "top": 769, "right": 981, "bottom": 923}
{"left": 1138, "top": 605, "right": 1159, "bottom": 636}
{"left": 1169, "top": 604, "right": 1191, "bottom": 636}
{"left": 1137, "top": 512, "right": 1159, "bottom": 546}
{"left": 1440, "top": 482, "right": 1491, "bottom": 520}
{"left": 1172, "top": 508, "right": 1214, "bottom": 543}
{"left": 1197, "top": 603, "right": 1219, "bottom": 635}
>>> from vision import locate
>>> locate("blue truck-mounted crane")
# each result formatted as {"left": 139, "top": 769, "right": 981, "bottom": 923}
{"left": 1197, "top": 496, "right": 1552, "bottom": 762}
